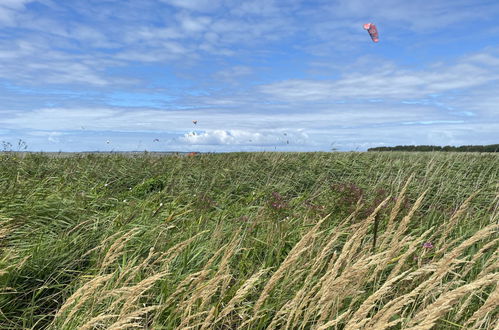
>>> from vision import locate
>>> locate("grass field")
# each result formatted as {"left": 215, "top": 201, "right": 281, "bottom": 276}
{"left": 0, "top": 151, "right": 497, "bottom": 329}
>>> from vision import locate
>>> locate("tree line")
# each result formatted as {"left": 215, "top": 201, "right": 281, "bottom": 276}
{"left": 368, "top": 144, "right": 499, "bottom": 152}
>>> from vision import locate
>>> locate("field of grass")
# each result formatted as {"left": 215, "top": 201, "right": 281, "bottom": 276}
{"left": 0, "top": 151, "right": 497, "bottom": 329}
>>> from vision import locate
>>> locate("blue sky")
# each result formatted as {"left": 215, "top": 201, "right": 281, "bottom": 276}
{"left": 1, "top": 0, "right": 498, "bottom": 152}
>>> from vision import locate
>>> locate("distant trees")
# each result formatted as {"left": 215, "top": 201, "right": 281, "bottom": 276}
{"left": 368, "top": 144, "right": 499, "bottom": 152}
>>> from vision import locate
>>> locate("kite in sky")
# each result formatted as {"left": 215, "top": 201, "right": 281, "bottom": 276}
{"left": 363, "top": 23, "right": 379, "bottom": 42}
{"left": 192, "top": 120, "right": 197, "bottom": 125}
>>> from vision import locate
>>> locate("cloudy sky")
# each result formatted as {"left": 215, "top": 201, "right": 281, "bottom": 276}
{"left": 1, "top": 0, "right": 498, "bottom": 152}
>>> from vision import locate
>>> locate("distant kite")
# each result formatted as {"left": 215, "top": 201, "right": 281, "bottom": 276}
{"left": 192, "top": 120, "right": 197, "bottom": 125}
{"left": 153, "top": 138, "right": 160, "bottom": 142}
{"left": 363, "top": 23, "right": 379, "bottom": 43}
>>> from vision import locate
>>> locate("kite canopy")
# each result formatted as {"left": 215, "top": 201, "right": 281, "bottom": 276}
{"left": 363, "top": 23, "right": 379, "bottom": 43}
{"left": 192, "top": 120, "right": 198, "bottom": 125}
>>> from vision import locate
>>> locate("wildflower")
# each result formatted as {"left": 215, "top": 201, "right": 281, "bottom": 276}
{"left": 104, "top": 183, "right": 109, "bottom": 187}
{"left": 270, "top": 192, "right": 288, "bottom": 210}
{"left": 423, "top": 242, "right": 434, "bottom": 249}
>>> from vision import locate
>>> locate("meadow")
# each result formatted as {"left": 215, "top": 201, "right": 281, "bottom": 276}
{"left": 0, "top": 151, "right": 497, "bottom": 329}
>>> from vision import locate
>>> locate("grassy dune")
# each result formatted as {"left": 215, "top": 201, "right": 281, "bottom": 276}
{"left": 0, "top": 152, "right": 497, "bottom": 329}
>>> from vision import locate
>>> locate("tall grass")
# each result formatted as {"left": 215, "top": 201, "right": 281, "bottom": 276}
{"left": 0, "top": 151, "right": 497, "bottom": 329}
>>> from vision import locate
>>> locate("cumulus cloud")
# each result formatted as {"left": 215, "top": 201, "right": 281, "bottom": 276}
{"left": 178, "top": 129, "right": 309, "bottom": 146}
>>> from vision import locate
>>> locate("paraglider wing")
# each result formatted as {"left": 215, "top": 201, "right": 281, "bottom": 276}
{"left": 363, "top": 23, "right": 379, "bottom": 43}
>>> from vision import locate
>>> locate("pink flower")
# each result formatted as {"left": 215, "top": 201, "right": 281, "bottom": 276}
{"left": 423, "top": 242, "right": 434, "bottom": 249}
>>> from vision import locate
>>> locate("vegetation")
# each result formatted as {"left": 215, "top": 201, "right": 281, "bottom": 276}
{"left": 368, "top": 144, "right": 499, "bottom": 152}
{"left": 0, "top": 151, "right": 497, "bottom": 329}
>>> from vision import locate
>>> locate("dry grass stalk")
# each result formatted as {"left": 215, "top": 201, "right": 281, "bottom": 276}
{"left": 181, "top": 273, "right": 231, "bottom": 319}
{"left": 380, "top": 173, "right": 415, "bottom": 247}
{"left": 267, "top": 300, "right": 294, "bottom": 329}
{"left": 101, "top": 228, "right": 142, "bottom": 270}
{"left": 108, "top": 305, "right": 158, "bottom": 330}
{"left": 82, "top": 230, "right": 126, "bottom": 259}
{"left": 79, "top": 314, "right": 119, "bottom": 330}
{"left": 120, "top": 247, "right": 159, "bottom": 285}
{"left": 285, "top": 232, "right": 345, "bottom": 327}
{"left": 237, "top": 312, "right": 265, "bottom": 329}
{"left": 422, "top": 223, "right": 498, "bottom": 295}
{"left": 162, "top": 270, "right": 210, "bottom": 309}
{"left": 489, "top": 192, "right": 499, "bottom": 224}
{"left": 459, "top": 237, "right": 499, "bottom": 279}
{"left": 406, "top": 273, "right": 498, "bottom": 329}
{"left": 54, "top": 273, "right": 114, "bottom": 328}
{"left": 157, "top": 230, "right": 209, "bottom": 265}
{"left": 343, "top": 196, "right": 391, "bottom": 269}
{"left": 0, "top": 261, "right": 16, "bottom": 277}
{"left": 436, "top": 191, "right": 479, "bottom": 248}
{"left": 464, "top": 284, "right": 499, "bottom": 328}
{"left": 178, "top": 310, "right": 209, "bottom": 329}
{"left": 320, "top": 224, "right": 365, "bottom": 288}
{"left": 389, "top": 189, "right": 428, "bottom": 248}
{"left": 0, "top": 217, "right": 14, "bottom": 241}
{"left": 144, "top": 232, "right": 213, "bottom": 317}
{"left": 65, "top": 218, "right": 93, "bottom": 236}
{"left": 119, "top": 271, "right": 169, "bottom": 317}
{"left": 300, "top": 243, "right": 366, "bottom": 326}
{"left": 200, "top": 306, "right": 217, "bottom": 330}
{"left": 366, "top": 265, "right": 436, "bottom": 328}
{"left": 385, "top": 227, "right": 434, "bottom": 282}
{"left": 253, "top": 214, "right": 331, "bottom": 312}
{"left": 345, "top": 269, "right": 411, "bottom": 329}
{"left": 316, "top": 309, "right": 351, "bottom": 330}
{"left": 174, "top": 239, "right": 234, "bottom": 308}
{"left": 254, "top": 249, "right": 310, "bottom": 319}
{"left": 108, "top": 323, "right": 143, "bottom": 330}
{"left": 287, "top": 251, "right": 340, "bottom": 328}
{"left": 316, "top": 253, "right": 385, "bottom": 326}
{"left": 477, "top": 250, "right": 499, "bottom": 277}
{"left": 286, "top": 211, "right": 363, "bottom": 326}
{"left": 180, "top": 233, "right": 242, "bottom": 318}
{"left": 289, "top": 211, "right": 365, "bottom": 326}
{"left": 215, "top": 269, "right": 269, "bottom": 323}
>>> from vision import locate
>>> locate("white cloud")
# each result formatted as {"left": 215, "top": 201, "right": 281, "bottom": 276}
{"left": 260, "top": 53, "right": 499, "bottom": 102}
{"left": 213, "top": 66, "right": 253, "bottom": 83}
{"left": 178, "top": 129, "right": 309, "bottom": 146}
{"left": 160, "top": 0, "right": 222, "bottom": 12}
{"left": 322, "top": 0, "right": 499, "bottom": 32}
{"left": 0, "top": 0, "right": 34, "bottom": 25}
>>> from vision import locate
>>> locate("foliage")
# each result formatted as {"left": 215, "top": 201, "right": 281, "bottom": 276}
{"left": 0, "top": 151, "right": 497, "bottom": 329}
{"left": 368, "top": 144, "right": 499, "bottom": 152}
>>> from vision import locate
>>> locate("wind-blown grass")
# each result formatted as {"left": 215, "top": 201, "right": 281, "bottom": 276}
{"left": 0, "top": 151, "right": 497, "bottom": 329}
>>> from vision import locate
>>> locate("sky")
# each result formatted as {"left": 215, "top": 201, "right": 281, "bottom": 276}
{"left": 1, "top": 0, "right": 498, "bottom": 152}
